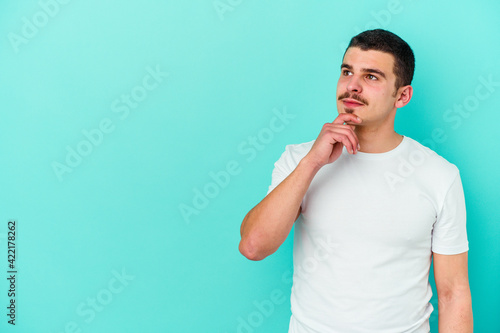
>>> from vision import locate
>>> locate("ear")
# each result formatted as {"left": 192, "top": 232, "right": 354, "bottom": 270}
{"left": 395, "top": 85, "right": 413, "bottom": 108}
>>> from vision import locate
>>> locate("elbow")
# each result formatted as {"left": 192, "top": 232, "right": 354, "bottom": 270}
{"left": 239, "top": 237, "right": 268, "bottom": 261}
{"left": 438, "top": 286, "right": 472, "bottom": 305}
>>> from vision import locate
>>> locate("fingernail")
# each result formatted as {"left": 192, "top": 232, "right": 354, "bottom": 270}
{"left": 358, "top": 144, "right": 361, "bottom": 150}
{"left": 357, "top": 117, "right": 361, "bottom": 121}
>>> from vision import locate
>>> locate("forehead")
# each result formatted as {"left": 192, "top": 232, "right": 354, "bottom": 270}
{"left": 342, "top": 47, "right": 395, "bottom": 77}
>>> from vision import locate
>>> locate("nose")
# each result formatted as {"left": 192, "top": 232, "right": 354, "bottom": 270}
{"left": 346, "top": 75, "right": 362, "bottom": 93}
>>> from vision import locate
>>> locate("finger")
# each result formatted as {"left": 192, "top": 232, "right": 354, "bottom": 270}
{"left": 344, "top": 118, "right": 361, "bottom": 131}
{"left": 328, "top": 141, "right": 343, "bottom": 163}
{"left": 335, "top": 126, "right": 358, "bottom": 153}
{"left": 333, "top": 113, "right": 362, "bottom": 125}
{"left": 324, "top": 125, "right": 359, "bottom": 153}
{"left": 331, "top": 132, "right": 356, "bottom": 154}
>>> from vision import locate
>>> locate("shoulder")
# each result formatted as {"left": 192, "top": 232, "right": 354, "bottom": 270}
{"left": 274, "top": 140, "right": 315, "bottom": 168}
{"left": 403, "top": 136, "right": 460, "bottom": 184}
{"left": 284, "top": 140, "right": 315, "bottom": 155}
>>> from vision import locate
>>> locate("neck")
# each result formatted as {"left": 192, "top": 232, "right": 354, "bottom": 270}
{"left": 354, "top": 118, "right": 403, "bottom": 153}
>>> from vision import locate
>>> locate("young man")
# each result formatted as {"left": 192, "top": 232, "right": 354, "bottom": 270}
{"left": 239, "top": 29, "right": 473, "bottom": 332}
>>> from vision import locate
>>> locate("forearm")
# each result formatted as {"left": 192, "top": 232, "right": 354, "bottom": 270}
{"left": 239, "top": 157, "right": 319, "bottom": 260}
{"left": 438, "top": 291, "right": 473, "bottom": 333}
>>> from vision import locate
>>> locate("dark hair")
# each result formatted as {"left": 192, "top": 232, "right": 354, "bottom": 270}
{"left": 344, "top": 29, "right": 415, "bottom": 92}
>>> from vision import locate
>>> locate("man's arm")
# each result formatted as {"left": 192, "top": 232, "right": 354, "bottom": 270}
{"left": 433, "top": 251, "right": 473, "bottom": 332}
{"left": 239, "top": 157, "right": 317, "bottom": 261}
{"left": 239, "top": 113, "right": 362, "bottom": 261}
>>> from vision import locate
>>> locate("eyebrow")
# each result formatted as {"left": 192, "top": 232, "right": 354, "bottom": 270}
{"left": 341, "top": 63, "right": 386, "bottom": 79}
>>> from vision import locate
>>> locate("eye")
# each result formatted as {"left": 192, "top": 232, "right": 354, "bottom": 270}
{"left": 342, "top": 69, "right": 352, "bottom": 76}
{"left": 366, "top": 74, "right": 377, "bottom": 80}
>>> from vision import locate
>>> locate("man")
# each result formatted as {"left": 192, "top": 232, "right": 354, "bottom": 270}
{"left": 238, "top": 29, "right": 472, "bottom": 332}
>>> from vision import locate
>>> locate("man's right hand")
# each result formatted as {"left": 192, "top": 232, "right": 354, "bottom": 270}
{"left": 239, "top": 113, "right": 361, "bottom": 261}
{"left": 303, "top": 113, "right": 362, "bottom": 170}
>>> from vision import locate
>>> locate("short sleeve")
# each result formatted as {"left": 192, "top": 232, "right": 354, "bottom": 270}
{"left": 431, "top": 172, "right": 469, "bottom": 254}
{"left": 266, "top": 143, "right": 310, "bottom": 195}
{"left": 267, "top": 146, "right": 295, "bottom": 195}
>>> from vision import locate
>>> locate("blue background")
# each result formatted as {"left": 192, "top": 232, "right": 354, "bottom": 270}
{"left": 1, "top": 0, "right": 499, "bottom": 332}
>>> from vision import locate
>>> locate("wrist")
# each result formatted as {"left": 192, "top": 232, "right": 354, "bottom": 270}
{"left": 298, "top": 155, "right": 322, "bottom": 175}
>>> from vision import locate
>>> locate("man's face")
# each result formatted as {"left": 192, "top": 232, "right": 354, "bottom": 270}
{"left": 336, "top": 47, "right": 400, "bottom": 126}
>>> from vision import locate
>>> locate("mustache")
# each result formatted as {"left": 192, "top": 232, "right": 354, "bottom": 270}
{"left": 338, "top": 92, "right": 369, "bottom": 105}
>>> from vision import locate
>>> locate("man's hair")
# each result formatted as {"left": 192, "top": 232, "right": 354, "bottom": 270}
{"left": 344, "top": 29, "right": 415, "bottom": 92}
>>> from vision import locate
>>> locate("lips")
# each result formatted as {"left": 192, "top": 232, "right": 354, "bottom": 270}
{"left": 342, "top": 98, "right": 364, "bottom": 108}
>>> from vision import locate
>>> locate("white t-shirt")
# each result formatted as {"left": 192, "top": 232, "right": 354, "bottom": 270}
{"left": 266, "top": 136, "right": 469, "bottom": 333}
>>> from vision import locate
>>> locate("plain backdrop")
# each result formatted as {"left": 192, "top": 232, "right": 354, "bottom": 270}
{"left": 0, "top": 0, "right": 499, "bottom": 332}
